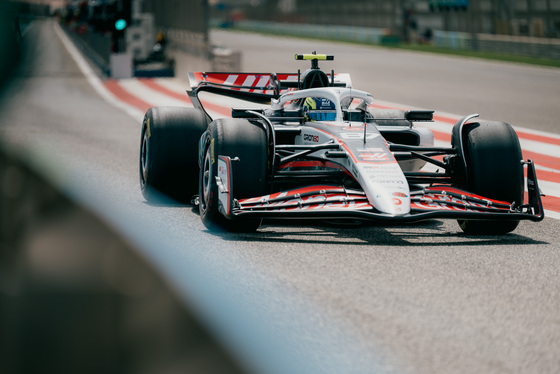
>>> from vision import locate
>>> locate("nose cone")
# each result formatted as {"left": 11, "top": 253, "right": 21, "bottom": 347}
{"left": 356, "top": 163, "right": 410, "bottom": 216}
{"left": 372, "top": 188, "right": 410, "bottom": 215}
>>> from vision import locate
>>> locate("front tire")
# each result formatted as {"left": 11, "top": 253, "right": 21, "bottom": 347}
{"left": 454, "top": 121, "right": 524, "bottom": 235}
{"left": 140, "top": 107, "right": 207, "bottom": 203}
{"left": 199, "top": 118, "right": 268, "bottom": 232}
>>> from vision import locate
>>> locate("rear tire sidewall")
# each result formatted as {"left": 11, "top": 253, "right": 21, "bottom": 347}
{"left": 140, "top": 107, "right": 207, "bottom": 203}
{"left": 455, "top": 121, "right": 524, "bottom": 234}
{"left": 199, "top": 118, "right": 268, "bottom": 232}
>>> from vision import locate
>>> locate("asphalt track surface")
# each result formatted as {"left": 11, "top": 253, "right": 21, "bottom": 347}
{"left": 1, "top": 20, "right": 560, "bottom": 374}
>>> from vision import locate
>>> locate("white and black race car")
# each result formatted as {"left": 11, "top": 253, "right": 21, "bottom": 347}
{"left": 139, "top": 53, "right": 544, "bottom": 234}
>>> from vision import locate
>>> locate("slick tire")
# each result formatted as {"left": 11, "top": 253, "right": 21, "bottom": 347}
{"left": 140, "top": 107, "right": 207, "bottom": 203}
{"left": 199, "top": 118, "right": 268, "bottom": 232}
{"left": 455, "top": 121, "right": 524, "bottom": 235}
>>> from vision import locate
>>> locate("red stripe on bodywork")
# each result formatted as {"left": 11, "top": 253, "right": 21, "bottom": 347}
{"left": 232, "top": 74, "right": 245, "bottom": 89}
{"left": 313, "top": 127, "right": 397, "bottom": 165}
{"left": 425, "top": 186, "right": 512, "bottom": 205}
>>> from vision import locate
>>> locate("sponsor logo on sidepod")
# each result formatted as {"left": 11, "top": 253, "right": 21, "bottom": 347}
{"left": 303, "top": 133, "right": 320, "bottom": 143}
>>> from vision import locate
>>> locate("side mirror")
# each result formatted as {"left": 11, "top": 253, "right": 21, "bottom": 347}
{"left": 405, "top": 110, "right": 434, "bottom": 121}
{"left": 356, "top": 99, "right": 369, "bottom": 113}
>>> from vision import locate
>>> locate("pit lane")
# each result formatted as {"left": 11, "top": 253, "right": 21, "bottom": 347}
{"left": 1, "top": 19, "right": 559, "bottom": 374}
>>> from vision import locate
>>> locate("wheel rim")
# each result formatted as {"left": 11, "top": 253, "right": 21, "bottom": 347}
{"left": 201, "top": 148, "right": 212, "bottom": 212}
{"left": 140, "top": 129, "right": 149, "bottom": 187}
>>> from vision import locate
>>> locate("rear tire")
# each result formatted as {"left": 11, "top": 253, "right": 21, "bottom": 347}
{"left": 199, "top": 118, "right": 268, "bottom": 232}
{"left": 139, "top": 107, "right": 207, "bottom": 203}
{"left": 454, "top": 121, "right": 524, "bottom": 235}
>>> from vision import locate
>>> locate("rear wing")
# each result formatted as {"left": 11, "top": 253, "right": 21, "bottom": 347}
{"left": 187, "top": 72, "right": 353, "bottom": 104}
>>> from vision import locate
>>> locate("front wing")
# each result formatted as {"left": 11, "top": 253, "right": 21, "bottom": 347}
{"left": 215, "top": 156, "right": 545, "bottom": 224}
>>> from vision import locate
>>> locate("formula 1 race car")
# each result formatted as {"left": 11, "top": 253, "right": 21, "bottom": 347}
{"left": 139, "top": 52, "right": 544, "bottom": 234}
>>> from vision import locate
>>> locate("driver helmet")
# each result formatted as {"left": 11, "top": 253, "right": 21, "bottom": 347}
{"left": 304, "top": 97, "right": 336, "bottom": 121}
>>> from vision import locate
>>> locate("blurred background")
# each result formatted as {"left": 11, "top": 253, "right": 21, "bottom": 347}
{"left": 8, "top": 0, "right": 560, "bottom": 77}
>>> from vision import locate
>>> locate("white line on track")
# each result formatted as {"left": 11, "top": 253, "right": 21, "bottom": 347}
{"left": 539, "top": 180, "right": 560, "bottom": 198}
{"left": 519, "top": 139, "right": 560, "bottom": 160}
{"left": 515, "top": 126, "right": 560, "bottom": 140}
{"left": 54, "top": 22, "right": 145, "bottom": 122}
{"left": 545, "top": 210, "right": 560, "bottom": 220}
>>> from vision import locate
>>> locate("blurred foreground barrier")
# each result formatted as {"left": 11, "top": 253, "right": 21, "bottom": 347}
{"left": 0, "top": 10, "right": 387, "bottom": 371}
{"left": 0, "top": 147, "right": 246, "bottom": 374}
{"left": 0, "top": 143, "right": 386, "bottom": 374}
